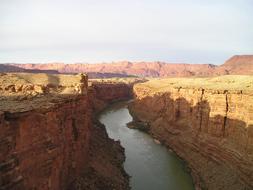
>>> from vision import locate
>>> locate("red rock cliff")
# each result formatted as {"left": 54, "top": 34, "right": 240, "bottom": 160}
{"left": 88, "top": 78, "right": 146, "bottom": 113}
{"left": 0, "top": 97, "right": 91, "bottom": 190}
{"left": 129, "top": 76, "right": 253, "bottom": 190}
{"left": 0, "top": 73, "right": 129, "bottom": 190}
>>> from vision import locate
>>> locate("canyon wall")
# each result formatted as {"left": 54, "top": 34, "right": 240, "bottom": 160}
{"left": 129, "top": 76, "right": 253, "bottom": 190}
{"left": 0, "top": 73, "right": 129, "bottom": 190}
{"left": 0, "top": 97, "right": 91, "bottom": 190}
{"left": 89, "top": 83, "right": 131, "bottom": 113}
{"left": 88, "top": 78, "right": 146, "bottom": 113}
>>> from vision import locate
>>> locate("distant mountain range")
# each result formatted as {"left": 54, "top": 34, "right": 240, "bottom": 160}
{"left": 1, "top": 55, "right": 253, "bottom": 78}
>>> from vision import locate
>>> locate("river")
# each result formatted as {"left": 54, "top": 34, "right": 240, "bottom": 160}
{"left": 98, "top": 101, "right": 195, "bottom": 190}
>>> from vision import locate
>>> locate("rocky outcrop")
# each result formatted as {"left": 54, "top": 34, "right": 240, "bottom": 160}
{"left": 129, "top": 77, "right": 253, "bottom": 190}
{"left": 0, "top": 73, "right": 129, "bottom": 190}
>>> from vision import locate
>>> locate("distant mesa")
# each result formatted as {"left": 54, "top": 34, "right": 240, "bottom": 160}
{"left": 218, "top": 55, "right": 253, "bottom": 75}
{"left": 0, "top": 64, "right": 59, "bottom": 74}
{"left": 1, "top": 55, "right": 253, "bottom": 77}
{"left": 223, "top": 55, "right": 253, "bottom": 66}
{"left": 0, "top": 64, "right": 133, "bottom": 78}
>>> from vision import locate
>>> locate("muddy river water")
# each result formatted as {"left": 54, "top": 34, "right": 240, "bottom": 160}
{"left": 98, "top": 101, "right": 195, "bottom": 190}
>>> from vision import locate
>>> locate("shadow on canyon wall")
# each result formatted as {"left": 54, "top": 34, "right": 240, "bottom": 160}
{"left": 136, "top": 91, "right": 252, "bottom": 137}
{"left": 131, "top": 92, "right": 253, "bottom": 189}
{"left": 91, "top": 83, "right": 132, "bottom": 102}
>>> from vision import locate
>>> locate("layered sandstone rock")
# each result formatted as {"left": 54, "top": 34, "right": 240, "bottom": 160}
{"left": 129, "top": 76, "right": 253, "bottom": 190}
{"left": 0, "top": 73, "right": 129, "bottom": 190}
{"left": 0, "top": 97, "right": 91, "bottom": 190}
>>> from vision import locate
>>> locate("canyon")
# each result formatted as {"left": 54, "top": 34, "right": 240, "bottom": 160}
{"left": 1, "top": 71, "right": 253, "bottom": 190}
{"left": 0, "top": 73, "right": 132, "bottom": 190}
{"left": 88, "top": 78, "right": 147, "bottom": 113}
{"left": 129, "top": 76, "right": 253, "bottom": 190}
{"left": 1, "top": 55, "right": 253, "bottom": 77}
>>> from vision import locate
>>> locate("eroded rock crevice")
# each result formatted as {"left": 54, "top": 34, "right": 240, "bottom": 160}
{"left": 223, "top": 91, "right": 229, "bottom": 137}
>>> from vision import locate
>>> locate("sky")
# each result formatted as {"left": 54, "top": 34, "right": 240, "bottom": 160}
{"left": 0, "top": 0, "right": 252, "bottom": 64}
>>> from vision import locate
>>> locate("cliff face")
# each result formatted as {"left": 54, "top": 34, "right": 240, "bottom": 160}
{"left": 0, "top": 97, "right": 91, "bottom": 190}
{"left": 89, "top": 83, "right": 131, "bottom": 113}
{"left": 129, "top": 76, "right": 253, "bottom": 190}
{"left": 0, "top": 73, "right": 129, "bottom": 190}
{"left": 88, "top": 78, "right": 146, "bottom": 113}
